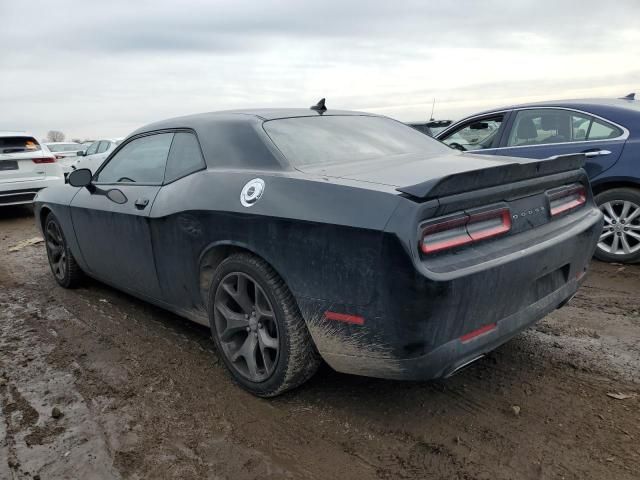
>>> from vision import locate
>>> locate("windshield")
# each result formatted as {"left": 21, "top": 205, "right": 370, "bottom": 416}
{"left": 47, "top": 143, "right": 80, "bottom": 152}
{"left": 0, "top": 136, "right": 41, "bottom": 154}
{"left": 263, "top": 115, "right": 449, "bottom": 167}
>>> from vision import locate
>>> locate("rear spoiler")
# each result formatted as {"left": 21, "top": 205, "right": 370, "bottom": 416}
{"left": 396, "top": 153, "right": 586, "bottom": 200}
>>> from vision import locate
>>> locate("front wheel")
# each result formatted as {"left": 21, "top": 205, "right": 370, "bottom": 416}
{"left": 594, "top": 188, "right": 640, "bottom": 263}
{"left": 44, "top": 213, "right": 84, "bottom": 288}
{"left": 208, "top": 253, "right": 320, "bottom": 397}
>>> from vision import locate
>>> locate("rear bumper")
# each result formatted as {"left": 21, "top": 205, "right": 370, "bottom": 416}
{"left": 0, "top": 177, "right": 63, "bottom": 206}
{"left": 301, "top": 207, "right": 603, "bottom": 381}
{"left": 321, "top": 276, "right": 581, "bottom": 380}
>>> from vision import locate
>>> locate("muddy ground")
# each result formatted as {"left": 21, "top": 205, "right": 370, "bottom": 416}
{"left": 0, "top": 205, "right": 638, "bottom": 480}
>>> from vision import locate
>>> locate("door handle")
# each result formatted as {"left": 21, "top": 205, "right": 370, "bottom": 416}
{"left": 134, "top": 198, "right": 150, "bottom": 210}
{"left": 583, "top": 149, "right": 611, "bottom": 158}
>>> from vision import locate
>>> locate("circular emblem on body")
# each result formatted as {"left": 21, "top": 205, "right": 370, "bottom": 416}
{"left": 240, "top": 178, "right": 265, "bottom": 207}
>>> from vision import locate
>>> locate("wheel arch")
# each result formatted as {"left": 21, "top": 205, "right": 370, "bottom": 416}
{"left": 591, "top": 179, "right": 640, "bottom": 197}
{"left": 197, "top": 240, "right": 293, "bottom": 308}
{"left": 38, "top": 205, "right": 53, "bottom": 232}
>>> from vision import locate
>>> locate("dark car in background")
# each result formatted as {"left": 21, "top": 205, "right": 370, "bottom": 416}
{"left": 34, "top": 107, "right": 601, "bottom": 396}
{"left": 437, "top": 95, "right": 640, "bottom": 262}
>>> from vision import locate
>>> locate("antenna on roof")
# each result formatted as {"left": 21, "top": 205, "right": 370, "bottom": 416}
{"left": 310, "top": 98, "right": 327, "bottom": 114}
{"left": 429, "top": 98, "right": 436, "bottom": 121}
{"left": 620, "top": 92, "right": 635, "bottom": 100}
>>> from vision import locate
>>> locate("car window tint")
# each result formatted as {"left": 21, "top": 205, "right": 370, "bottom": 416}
{"left": 164, "top": 132, "right": 205, "bottom": 183}
{"left": 263, "top": 116, "right": 449, "bottom": 167}
{"left": 96, "top": 133, "right": 173, "bottom": 184}
{"left": 571, "top": 113, "right": 592, "bottom": 141}
{"left": 86, "top": 141, "right": 99, "bottom": 155}
{"left": 588, "top": 118, "right": 622, "bottom": 140}
{"left": 0, "top": 136, "right": 41, "bottom": 154}
{"left": 507, "top": 109, "right": 585, "bottom": 147}
{"left": 97, "top": 141, "right": 110, "bottom": 153}
{"left": 441, "top": 116, "right": 503, "bottom": 151}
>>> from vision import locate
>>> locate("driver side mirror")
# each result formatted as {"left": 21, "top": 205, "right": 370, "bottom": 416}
{"left": 469, "top": 122, "right": 489, "bottom": 130}
{"left": 68, "top": 168, "right": 93, "bottom": 189}
{"left": 76, "top": 150, "right": 85, "bottom": 156}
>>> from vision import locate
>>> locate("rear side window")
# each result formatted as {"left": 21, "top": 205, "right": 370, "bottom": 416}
{"left": 0, "top": 136, "right": 41, "bottom": 154}
{"left": 507, "top": 109, "right": 574, "bottom": 146}
{"left": 571, "top": 113, "right": 592, "bottom": 141}
{"left": 96, "top": 133, "right": 173, "bottom": 184}
{"left": 508, "top": 109, "right": 623, "bottom": 146}
{"left": 587, "top": 118, "right": 622, "bottom": 140}
{"left": 164, "top": 132, "right": 206, "bottom": 183}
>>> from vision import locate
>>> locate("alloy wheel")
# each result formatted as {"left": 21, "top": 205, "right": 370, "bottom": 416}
{"left": 598, "top": 200, "right": 640, "bottom": 256}
{"left": 213, "top": 272, "right": 280, "bottom": 382}
{"left": 45, "top": 220, "right": 67, "bottom": 281}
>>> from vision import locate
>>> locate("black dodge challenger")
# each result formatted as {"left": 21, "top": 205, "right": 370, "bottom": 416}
{"left": 34, "top": 106, "right": 603, "bottom": 396}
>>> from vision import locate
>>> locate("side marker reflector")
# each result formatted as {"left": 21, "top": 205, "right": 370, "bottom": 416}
{"left": 324, "top": 311, "right": 365, "bottom": 325}
{"left": 460, "top": 323, "right": 497, "bottom": 343}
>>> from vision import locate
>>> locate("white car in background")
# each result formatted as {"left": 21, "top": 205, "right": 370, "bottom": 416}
{"left": 44, "top": 142, "right": 83, "bottom": 159}
{"left": 0, "top": 132, "right": 64, "bottom": 206}
{"left": 74, "top": 138, "right": 123, "bottom": 173}
{"left": 45, "top": 142, "right": 84, "bottom": 176}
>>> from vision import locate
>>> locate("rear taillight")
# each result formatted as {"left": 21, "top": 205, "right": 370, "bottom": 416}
{"left": 547, "top": 184, "right": 586, "bottom": 217}
{"left": 420, "top": 207, "right": 511, "bottom": 254}
{"left": 32, "top": 157, "right": 56, "bottom": 164}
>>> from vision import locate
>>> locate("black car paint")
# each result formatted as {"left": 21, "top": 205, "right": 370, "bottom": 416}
{"left": 34, "top": 109, "right": 602, "bottom": 381}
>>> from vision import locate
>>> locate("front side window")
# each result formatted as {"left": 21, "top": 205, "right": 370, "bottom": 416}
{"left": 441, "top": 116, "right": 504, "bottom": 151}
{"left": 86, "top": 141, "right": 99, "bottom": 155}
{"left": 97, "top": 141, "right": 111, "bottom": 153}
{"left": 96, "top": 133, "right": 173, "bottom": 184}
{"left": 263, "top": 115, "right": 449, "bottom": 168}
{"left": 164, "top": 132, "right": 205, "bottom": 183}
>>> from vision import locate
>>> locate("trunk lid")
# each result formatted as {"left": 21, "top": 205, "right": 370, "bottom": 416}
{"left": 300, "top": 151, "right": 585, "bottom": 200}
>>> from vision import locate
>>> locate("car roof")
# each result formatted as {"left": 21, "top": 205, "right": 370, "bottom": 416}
{"left": 0, "top": 131, "right": 37, "bottom": 138}
{"left": 127, "top": 109, "right": 375, "bottom": 171}
{"left": 132, "top": 108, "right": 373, "bottom": 135}
{"left": 468, "top": 97, "right": 640, "bottom": 117}
{"left": 44, "top": 141, "right": 80, "bottom": 145}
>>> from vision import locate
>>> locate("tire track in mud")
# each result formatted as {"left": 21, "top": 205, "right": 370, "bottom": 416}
{"left": 0, "top": 292, "right": 121, "bottom": 479}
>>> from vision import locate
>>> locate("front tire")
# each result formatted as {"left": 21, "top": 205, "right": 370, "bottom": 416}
{"left": 594, "top": 188, "right": 640, "bottom": 263}
{"left": 208, "top": 253, "right": 320, "bottom": 397}
{"left": 44, "top": 213, "right": 84, "bottom": 288}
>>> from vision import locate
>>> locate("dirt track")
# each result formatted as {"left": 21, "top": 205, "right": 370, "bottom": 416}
{"left": 1, "top": 205, "right": 639, "bottom": 480}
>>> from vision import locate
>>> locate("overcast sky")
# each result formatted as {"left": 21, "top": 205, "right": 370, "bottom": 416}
{"left": 1, "top": 0, "right": 639, "bottom": 141}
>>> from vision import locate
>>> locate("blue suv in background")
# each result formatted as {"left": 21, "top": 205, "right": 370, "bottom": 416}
{"left": 437, "top": 95, "right": 640, "bottom": 263}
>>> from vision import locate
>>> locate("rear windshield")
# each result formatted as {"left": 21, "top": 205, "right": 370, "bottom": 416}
{"left": 0, "top": 136, "right": 41, "bottom": 154}
{"left": 263, "top": 115, "right": 449, "bottom": 167}
{"left": 47, "top": 143, "right": 80, "bottom": 152}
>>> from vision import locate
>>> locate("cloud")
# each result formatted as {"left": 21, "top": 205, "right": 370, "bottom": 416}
{"left": 1, "top": 0, "right": 638, "bottom": 139}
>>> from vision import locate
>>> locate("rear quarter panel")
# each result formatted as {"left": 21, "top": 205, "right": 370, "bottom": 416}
{"left": 148, "top": 170, "right": 402, "bottom": 315}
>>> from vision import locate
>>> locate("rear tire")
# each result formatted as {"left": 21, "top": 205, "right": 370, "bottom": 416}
{"left": 594, "top": 188, "right": 640, "bottom": 263}
{"left": 44, "top": 213, "right": 84, "bottom": 288}
{"left": 208, "top": 253, "right": 320, "bottom": 397}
